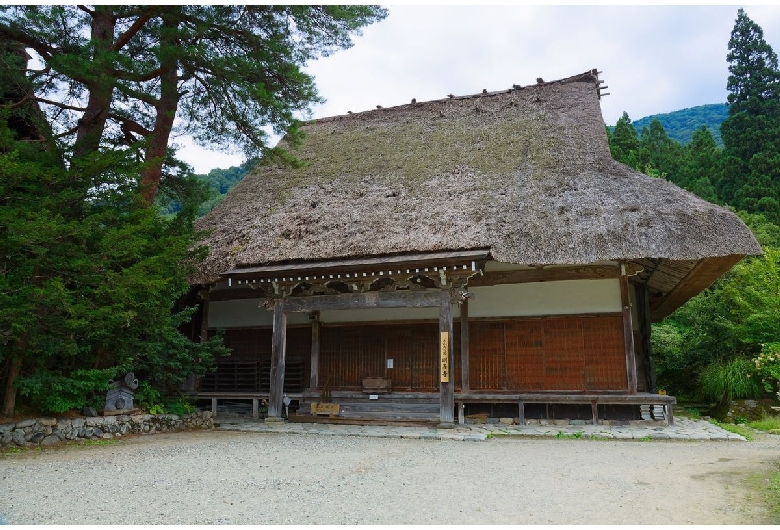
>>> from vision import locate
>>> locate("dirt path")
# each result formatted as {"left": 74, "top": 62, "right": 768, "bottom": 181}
{"left": 1, "top": 430, "right": 778, "bottom": 524}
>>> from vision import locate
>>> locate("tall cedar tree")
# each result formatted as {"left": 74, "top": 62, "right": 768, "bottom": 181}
{"left": 0, "top": 6, "right": 388, "bottom": 204}
{"left": 719, "top": 8, "right": 780, "bottom": 222}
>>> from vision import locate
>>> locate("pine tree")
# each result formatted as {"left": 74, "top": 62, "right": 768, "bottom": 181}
{"left": 680, "top": 126, "right": 719, "bottom": 203}
{"left": 719, "top": 8, "right": 780, "bottom": 222}
{"left": 609, "top": 111, "right": 640, "bottom": 169}
{"left": 637, "top": 119, "right": 683, "bottom": 180}
{"left": 0, "top": 6, "right": 388, "bottom": 204}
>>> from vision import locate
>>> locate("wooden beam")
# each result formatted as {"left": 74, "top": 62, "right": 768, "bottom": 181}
{"left": 619, "top": 265, "right": 638, "bottom": 394}
{"left": 273, "top": 290, "right": 442, "bottom": 313}
{"left": 439, "top": 289, "right": 455, "bottom": 426}
{"left": 310, "top": 312, "right": 320, "bottom": 391}
{"left": 223, "top": 249, "right": 491, "bottom": 278}
{"left": 460, "top": 298, "right": 470, "bottom": 393}
{"left": 267, "top": 300, "right": 287, "bottom": 421}
{"left": 468, "top": 265, "right": 620, "bottom": 287}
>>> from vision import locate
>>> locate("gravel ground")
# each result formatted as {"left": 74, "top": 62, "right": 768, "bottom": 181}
{"left": 1, "top": 429, "right": 778, "bottom": 525}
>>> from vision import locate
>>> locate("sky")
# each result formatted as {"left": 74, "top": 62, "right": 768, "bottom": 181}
{"left": 177, "top": 5, "right": 780, "bottom": 174}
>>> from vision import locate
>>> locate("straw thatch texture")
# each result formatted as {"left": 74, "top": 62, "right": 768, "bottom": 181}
{"left": 193, "top": 71, "right": 760, "bottom": 286}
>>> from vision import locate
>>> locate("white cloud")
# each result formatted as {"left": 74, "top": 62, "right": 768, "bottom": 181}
{"left": 178, "top": 5, "right": 780, "bottom": 172}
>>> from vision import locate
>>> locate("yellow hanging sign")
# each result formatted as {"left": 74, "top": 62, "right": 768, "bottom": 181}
{"left": 440, "top": 331, "right": 450, "bottom": 383}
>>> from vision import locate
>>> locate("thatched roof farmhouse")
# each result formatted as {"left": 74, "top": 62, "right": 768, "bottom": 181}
{"left": 191, "top": 70, "right": 760, "bottom": 425}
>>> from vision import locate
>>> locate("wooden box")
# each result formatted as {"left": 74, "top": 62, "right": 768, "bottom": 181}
{"left": 362, "top": 377, "right": 391, "bottom": 394}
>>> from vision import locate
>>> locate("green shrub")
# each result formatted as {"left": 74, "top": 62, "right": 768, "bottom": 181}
{"left": 134, "top": 381, "right": 163, "bottom": 412}
{"left": 700, "top": 357, "right": 763, "bottom": 405}
{"left": 15, "top": 368, "right": 115, "bottom": 414}
{"left": 749, "top": 417, "right": 780, "bottom": 433}
{"left": 754, "top": 342, "right": 780, "bottom": 397}
{"left": 165, "top": 399, "right": 195, "bottom": 416}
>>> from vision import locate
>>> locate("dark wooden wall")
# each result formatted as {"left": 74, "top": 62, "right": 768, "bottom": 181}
{"left": 210, "top": 313, "right": 627, "bottom": 393}
{"left": 469, "top": 315, "right": 626, "bottom": 391}
{"left": 203, "top": 327, "right": 311, "bottom": 393}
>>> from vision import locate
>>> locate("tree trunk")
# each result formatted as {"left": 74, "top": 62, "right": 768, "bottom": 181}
{"left": 139, "top": 13, "right": 181, "bottom": 205}
{"left": 73, "top": 8, "right": 117, "bottom": 160}
{"left": 2, "top": 356, "right": 22, "bottom": 417}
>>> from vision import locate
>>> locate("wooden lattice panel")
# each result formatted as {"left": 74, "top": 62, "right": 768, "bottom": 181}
{"left": 386, "top": 326, "right": 412, "bottom": 390}
{"left": 543, "top": 316, "right": 586, "bottom": 391}
{"left": 505, "top": 319, "right": 545, "bottom": 391}
{"left": 409, "top": 324, "right": 438, "bottom": 391}
{"left": 582, "top": 315, "right": 626, "bottom": 390}
{"left": 221, "top": 328, "right": 271, "bottom": 360}
{"left": 470, "top": 322, "right": 505, "bottom": 390}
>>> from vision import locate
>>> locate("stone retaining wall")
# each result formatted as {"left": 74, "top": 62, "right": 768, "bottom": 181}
{"left": 0, "top": 411, "right": 214, "bottom": 449}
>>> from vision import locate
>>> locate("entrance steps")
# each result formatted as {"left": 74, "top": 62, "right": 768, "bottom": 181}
{"left": 294, "top": 391, "right": 440, "bottom": 425}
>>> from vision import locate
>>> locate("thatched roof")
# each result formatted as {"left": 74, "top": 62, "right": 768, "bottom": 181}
{"left": 194, "top": 69, "right": 761, "bottom": 319}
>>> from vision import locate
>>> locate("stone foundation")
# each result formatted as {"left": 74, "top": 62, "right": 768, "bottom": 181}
{"left": 464, "top": 416, "right": 667, "bottom": 427}
{"left": 0, "top": 411, "right": 214, "bottom": 449}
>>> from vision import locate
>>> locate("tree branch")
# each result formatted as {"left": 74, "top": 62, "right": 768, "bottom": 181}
{"left": 31, "top": 96, "right": 87, "bottom": 112}
{"left": 0, "top": 26, "right": 55, "bottom": 63}
{"left": 116, "top": 66, "right": 166, "bottom": 83}
{"left": 114, "top": 81, "right": 160, "bottom": 106}
{"left": 53, "top": 124, "right": 79, "bottom": 139}
{"left": 108, "top": 113, "right": 152, "bottom": 137}
{"left": 111, "top": 12, "right": 154, "bottom": 52}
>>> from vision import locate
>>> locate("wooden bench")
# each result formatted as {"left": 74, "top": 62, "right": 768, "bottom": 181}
{"left": 455, "top": 393, "right": 677, "bottom": 426}
{"left": 362, "top": 377, "right": 391, "bottom": 394}
{"left": 195, "top": 392, "right": 269, "bottom": 418}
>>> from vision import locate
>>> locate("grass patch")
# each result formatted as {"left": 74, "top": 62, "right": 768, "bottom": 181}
{"left": 555, "top": 431, "right": 583, "bottom": 439}
{"left": 682, "top": 407, "right": 702, "bottom": 419}
{"left": 749, "top": 417, "right": 780, "bottom": 434}
{"left": 72, "top": 438, "right": 118, "bottom": 448}
{"left": 710, "top": 419, "right": 754, "bottom": 440}
{"left": 749, "top": 462, "right": 780, "bottom": 521}
{"left": 0, "top": 445, "right": 38, "bottom": 457}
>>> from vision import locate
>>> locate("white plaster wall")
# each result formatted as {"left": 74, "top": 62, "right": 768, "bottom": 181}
{"left": 468, "top": 279, "right": 621, "bottom": 317}
{"left": 208, "top": 299, "right": 310, "bottom": 328}
{"left": 208, "top": 279, "right": 622, "bottom": 327}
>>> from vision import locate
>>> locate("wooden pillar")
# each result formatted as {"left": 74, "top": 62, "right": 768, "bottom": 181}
{"left": 310, "top": 311, "right": 320, "bottom": 391}
{"left": 619, "top": 264, "right": 638, "bottom": 394}
{"left": 439, "top": 289, "right": 455, "bottom": 426}
{"left": 267, "top": 300, "right": 287, "bottom": 421}
{"left": 638, "top": 283, "right": 658, "bottom": 393}
{"left": 460, "top": 298, "right": 470, "bottom": 394}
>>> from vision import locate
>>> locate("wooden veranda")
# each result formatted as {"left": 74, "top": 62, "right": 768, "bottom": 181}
{"left": 195, "top": 252, "right": 675, "bottom": 426}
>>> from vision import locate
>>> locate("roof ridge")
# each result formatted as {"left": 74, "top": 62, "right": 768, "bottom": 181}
{"left": 307, "top": 69, "right": 601, "bottom": 124}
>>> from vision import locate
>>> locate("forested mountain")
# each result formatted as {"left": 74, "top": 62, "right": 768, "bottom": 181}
{"left": 160, "top": 161, "right": 255, "bottom": 217}
{"left": 631, "top": 103, "right": 729, "bottom": 146}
